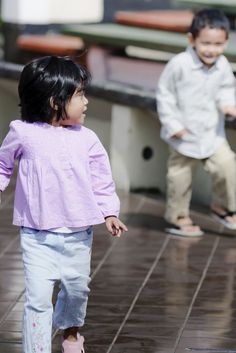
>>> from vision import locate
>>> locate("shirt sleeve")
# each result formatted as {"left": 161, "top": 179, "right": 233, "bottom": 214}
{"left": 88, "top": 132, "right": 120, "bottom": 218}
{"left": 156, "top": 58, "right": 185, "bottom": 138}
{"left": 216, "top": 59, "right": 236, "bottom": 111}
{"left": 0, "top": 121, "right": 23, "bottom": 191}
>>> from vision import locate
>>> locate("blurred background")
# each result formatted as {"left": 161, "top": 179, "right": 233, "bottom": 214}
{"left": 0, "top": 0, "right": 235, "bottom": 203}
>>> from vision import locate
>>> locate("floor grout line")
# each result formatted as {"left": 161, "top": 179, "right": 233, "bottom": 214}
{"left": 0, "top": 289, "right": 25, "bottom": 328}
{"left": 91, "top": 197, "right": 146, "bottom": 280}
{"left": 90, "top": 239, "right": 118, "bottom": 281}
{"left": 173, "top": 236, "right": 221, "bottom": 353}
{"left": 0, "top": 189, "right": 19, "bottom": 260}
{"left": 0, "top": 234, "right": 19, "bottom": 259}
{"left": 0, "top": 341, "right": 22, "bottom": 345}
{"left": 105, "top": 236, "right": 170, "bottom": 353}
{"left": 186, "top": 349, "right": 236, "bottom": 352}
{"left": 91, "top": 196, "right": 146, "bottom": 281}
{"left": 0, "top": 190, "right": 14, "bottom": 210}
{"left": 0, "top": 188, "right": 26, "bottom": 331}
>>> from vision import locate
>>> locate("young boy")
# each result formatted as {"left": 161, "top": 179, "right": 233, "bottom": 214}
{"left": 157, "top": 8, "right": 236, "bottom": 237}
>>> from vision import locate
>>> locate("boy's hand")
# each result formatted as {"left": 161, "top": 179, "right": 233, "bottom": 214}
{"left": 222, "top": 106, "right": 236, "bottom": 117}
{"left": 171, "top": 129, "right": 188, "bottom": 139}
{"left": 105, "top": 216, "right": 128, "bottom": 237}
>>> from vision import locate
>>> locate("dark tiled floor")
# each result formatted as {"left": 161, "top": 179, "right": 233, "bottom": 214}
{"left": 1, "top": 182, "right": 236, "bottom": 353}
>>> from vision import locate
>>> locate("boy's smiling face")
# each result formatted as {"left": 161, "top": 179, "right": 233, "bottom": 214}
{"left": 188, "top": 26, "right": 228, "bottom": 67}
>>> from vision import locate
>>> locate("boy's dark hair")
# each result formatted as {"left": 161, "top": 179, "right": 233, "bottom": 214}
{"left": 18, "top": 56, "right": 91, "bottom": 123}
{"left": 189, "top": 8, "right": 230, "bottom": 39}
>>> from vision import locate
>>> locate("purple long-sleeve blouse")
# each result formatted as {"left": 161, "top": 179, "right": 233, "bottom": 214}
{"left": 0, "top": 120, "right": 120, "bottom": 230}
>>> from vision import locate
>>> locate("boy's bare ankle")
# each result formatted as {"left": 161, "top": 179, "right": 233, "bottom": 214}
{"left": 211, "top": 203, "right": 226, "bottom": 215}
{"left": 176, "top": 216, "right": 192, "bottom": 226}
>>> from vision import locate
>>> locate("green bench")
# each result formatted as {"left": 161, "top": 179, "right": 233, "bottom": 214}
{"left": 175, "top": 0, "right": 236, "bottom": 16}
{"left": 63, "top": 23, "right": 236, "bottom": 64}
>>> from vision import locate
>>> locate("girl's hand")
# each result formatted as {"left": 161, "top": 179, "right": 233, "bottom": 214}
{"left": 105, "top": 216, "right": 128, "bottom": 237}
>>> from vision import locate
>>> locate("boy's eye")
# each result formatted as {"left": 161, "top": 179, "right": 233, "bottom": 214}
{"left": 201, "top": 42, "right": 224, "bottom": 46}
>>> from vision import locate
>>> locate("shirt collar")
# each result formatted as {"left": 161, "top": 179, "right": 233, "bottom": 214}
{"left": 186, "top": 45, "right": 221, "bottom": 71}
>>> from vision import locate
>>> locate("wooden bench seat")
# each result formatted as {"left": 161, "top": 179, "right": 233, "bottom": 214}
{"left": 115, "top": 10, "right": 194, "bottom": 33}
{"left": 17, "top": 34, "right": 85, "bottom": 61}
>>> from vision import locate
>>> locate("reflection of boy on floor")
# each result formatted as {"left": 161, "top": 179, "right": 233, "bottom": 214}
{"left": 157, "top": 9, "right": 236, "bottom": 237}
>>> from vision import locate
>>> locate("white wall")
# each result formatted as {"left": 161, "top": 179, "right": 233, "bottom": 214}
{"left": 2, "top": 0, "right": 49, "bottom": 24}
{"left": 1, "top": 0, "right": 104, "bottom": 24}
{"left": 50, "top": 0, "right": 103, "bottom": 23}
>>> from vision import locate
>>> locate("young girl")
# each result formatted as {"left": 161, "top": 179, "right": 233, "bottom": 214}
{"left": 0, "top": 56, "right": 127, "bottom": 353}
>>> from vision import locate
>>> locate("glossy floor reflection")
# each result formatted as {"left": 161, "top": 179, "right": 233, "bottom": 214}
{"left": 1, "top": 183, "right": 236, "bottom": 353}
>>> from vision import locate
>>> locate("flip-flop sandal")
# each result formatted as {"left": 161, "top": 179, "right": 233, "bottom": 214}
{"left": 165, "top": 222, "right": 204, "bottom": 237}
{"left": 62, "top": 333, "right": 85, "bottom": 353}
{"left": 212, "top": 210, "right": 236, "bottom": 230}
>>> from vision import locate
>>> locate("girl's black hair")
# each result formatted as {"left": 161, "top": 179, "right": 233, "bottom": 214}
{"left": 189, "top": 8, "right": 230, "bottom": 39}
{"left": 18, "top": 56, "right": 91, "bottom": 123}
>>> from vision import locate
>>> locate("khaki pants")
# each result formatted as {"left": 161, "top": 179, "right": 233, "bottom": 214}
{"left": 165, "top": 141, "right": 236, "bottom": 224}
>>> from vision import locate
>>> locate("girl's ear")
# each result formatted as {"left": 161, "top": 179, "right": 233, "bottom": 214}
{"left": 50, "top": 97, "right": 58, "bottom": 110}
{"left": 187, "top": 32, "right": 195, "bottom": 46}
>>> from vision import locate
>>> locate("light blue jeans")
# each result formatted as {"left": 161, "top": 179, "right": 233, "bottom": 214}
{"left": 20, "top": 226, "right": 93, "bottom": 353}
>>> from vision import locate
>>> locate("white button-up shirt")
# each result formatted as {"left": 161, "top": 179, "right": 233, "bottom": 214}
{"left": 156, "top": 46, "right": 236, "bottom": 159}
